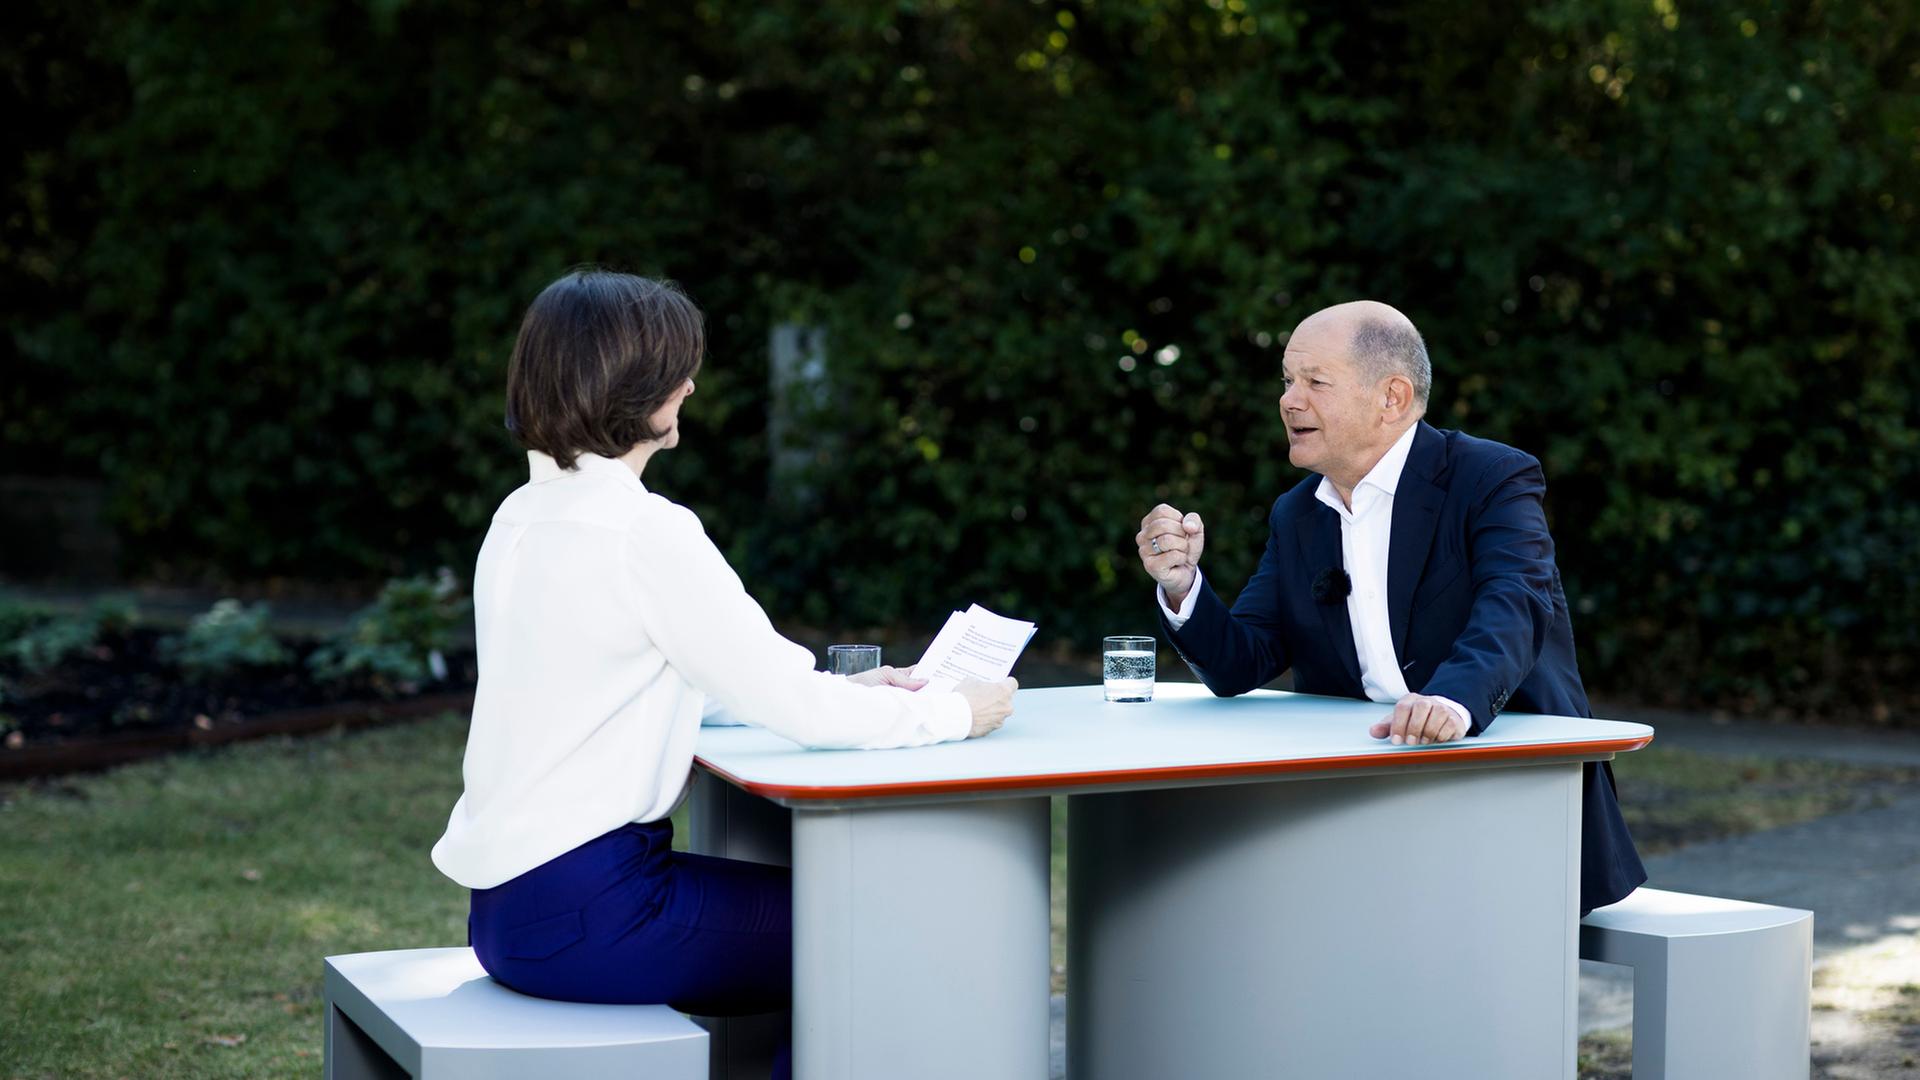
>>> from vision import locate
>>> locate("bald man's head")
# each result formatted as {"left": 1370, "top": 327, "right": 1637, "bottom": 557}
{"left": 1291, "top": 301, "right": 1431, "bottom": 407}
{"left": 1278, "top": 301, "right": 1432, "bottom": 492}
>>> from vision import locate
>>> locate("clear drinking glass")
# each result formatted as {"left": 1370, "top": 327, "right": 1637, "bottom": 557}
{"left": 1103, "top": 636, "right": 1156, "bottom": 702}
{"left": 828, "top": 644, "right": 883, "bottom": 676}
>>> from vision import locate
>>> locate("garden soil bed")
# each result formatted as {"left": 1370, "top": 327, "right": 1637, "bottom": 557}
{"left": 0, "top": 628, "right": 475, "bottom": 781}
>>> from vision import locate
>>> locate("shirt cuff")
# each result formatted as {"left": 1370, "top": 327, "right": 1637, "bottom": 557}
{"left": 1433, "top": 695, "right": 1473, "bottom": 736}
{"left": 936, "top": 690, "right": 973, "bottom": 743}
{"left": 1156, "top": 569, "right": 1205, "bottom": 630}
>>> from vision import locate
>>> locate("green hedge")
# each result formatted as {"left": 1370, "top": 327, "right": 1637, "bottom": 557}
{"left": 5, "top": 0, "right": 1915, "bottom": 718}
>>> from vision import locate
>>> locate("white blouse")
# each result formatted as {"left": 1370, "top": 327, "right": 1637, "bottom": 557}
{"left": 431, "top": 452, "right": 970, "bottom": 889}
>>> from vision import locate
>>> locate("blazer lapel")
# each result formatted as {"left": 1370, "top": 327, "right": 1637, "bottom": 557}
{"left": 1387, "top": 422, "right": 1448, "bottom": 661}
{"left": 1295, "top": 502, "right": 1362, "bottom": 687}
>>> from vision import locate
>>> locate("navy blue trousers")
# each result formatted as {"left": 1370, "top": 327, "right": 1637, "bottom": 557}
{"left": 469, "top": 820, "right": 792, "bottom": 1079}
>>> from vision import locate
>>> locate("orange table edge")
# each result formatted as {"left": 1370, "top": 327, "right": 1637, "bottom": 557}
{"left": 694, "top": 731, "right": 1654, "bottom": 802}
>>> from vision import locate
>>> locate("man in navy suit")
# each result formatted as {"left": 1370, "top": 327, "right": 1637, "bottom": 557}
{"left": 1136, "top": 300, "right": 1645, "bottom": 914}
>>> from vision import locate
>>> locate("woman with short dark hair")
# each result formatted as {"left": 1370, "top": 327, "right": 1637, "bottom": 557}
{"left": 432, "top": 269, "right": 1014, "bottom": 1079}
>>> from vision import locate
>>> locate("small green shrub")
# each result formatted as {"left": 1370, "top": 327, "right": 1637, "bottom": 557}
{"left": 0, "top": 599, "right": 137, "bottom": 675}
{"left": 162, "top": 600, "right": 290, "bottom": 680}
{"left": 0, "top": 600, "right": 51, "bottom": 644}
{"left": 3, "top": 617, "right": 91, "bottom": 674}
{"left": 309, "top": 570, "right": 471, "bottom": 690}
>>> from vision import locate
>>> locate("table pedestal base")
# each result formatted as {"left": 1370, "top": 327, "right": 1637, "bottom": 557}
{"left": 1068, "top": 764, "right": 1582, "bottom": 1080}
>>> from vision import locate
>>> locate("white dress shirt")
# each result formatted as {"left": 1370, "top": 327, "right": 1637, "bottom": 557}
{"left": 1159, "top": 424, "right": 1471, "bottom": 732}
{"left": 432, "top": 452, "right": 970, "bottom": 890}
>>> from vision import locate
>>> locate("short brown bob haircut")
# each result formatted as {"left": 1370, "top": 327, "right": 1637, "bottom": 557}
{"left": 505, "top": 269, "right": 705, "bottom": 469}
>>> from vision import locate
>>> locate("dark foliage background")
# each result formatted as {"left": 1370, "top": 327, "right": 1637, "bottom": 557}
{"left": 4, "top": 0, "right": 1916, "bottom": 719}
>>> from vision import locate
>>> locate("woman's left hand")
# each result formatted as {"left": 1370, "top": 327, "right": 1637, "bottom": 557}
{"left": 846, "top": 665, "right": 926, "bottom": 691}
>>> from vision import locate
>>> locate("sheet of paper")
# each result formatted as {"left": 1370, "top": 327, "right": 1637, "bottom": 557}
{"left": 910, "top": 604, "right": 1037, "bottom": 693}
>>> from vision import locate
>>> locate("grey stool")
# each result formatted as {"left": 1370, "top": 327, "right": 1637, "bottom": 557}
{"left": 323, "top": 947, "right": 708, "bottom": 1079}
{"left": 1580, "top": 888, "right": 1813, "bottom": 1080}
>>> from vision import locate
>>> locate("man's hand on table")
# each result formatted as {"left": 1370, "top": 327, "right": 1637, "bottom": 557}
{"left": 1136, "top": 503, "right": 1206, "bottom": 608}
{"left": 847, "top": 665, "right": 926, "bottom": 690}
{"left": 1370, "top": 693, "right": 1466, "bottom": 746}
{"left": 956, "top": 677, "right": 1017, "bottom": 739}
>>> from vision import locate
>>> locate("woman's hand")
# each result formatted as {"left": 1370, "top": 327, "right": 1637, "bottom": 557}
{"left": 955, "top": 677, "right": 1017, "bottom": 739}
{"left": 846, "top": 665, "right": 927, "bottom": 690}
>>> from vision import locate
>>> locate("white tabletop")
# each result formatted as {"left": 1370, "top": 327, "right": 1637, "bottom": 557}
{"left": 695, "top": 683, "right": 1654, "bottom": 803}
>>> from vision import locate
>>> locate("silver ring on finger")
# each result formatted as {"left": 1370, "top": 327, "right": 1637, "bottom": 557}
{"left": 1151, "top": 537, "right": 1162, "bottom": 555}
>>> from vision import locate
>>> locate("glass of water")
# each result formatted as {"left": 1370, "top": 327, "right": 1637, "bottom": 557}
{"left": 1103, "top": 636, "right": 1156, "bottom": 702}
{"left": 828, "top": 644, "right": 882, "bottom": 676}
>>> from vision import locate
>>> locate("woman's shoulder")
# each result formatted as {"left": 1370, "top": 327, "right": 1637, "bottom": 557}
{"left": 619, "top": 492, "right": 737, "bottom": 587}
{"left": 622, "top": 490, "right": 718, "bottom": 548}
{"left": 628, "top": 487, "right": 696, "bottom": 522}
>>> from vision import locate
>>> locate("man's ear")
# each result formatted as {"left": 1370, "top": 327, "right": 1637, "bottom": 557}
{"left": 1382, "top": 374, "right": 1416, "bottom": 420}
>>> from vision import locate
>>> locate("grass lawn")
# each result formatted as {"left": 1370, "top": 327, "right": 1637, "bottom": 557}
{"left": 3, "top": 714, "right": 1915, "bottom": 1078}
{"left": 1, "top": 716, "right": 473, "bottom": 1079}
{"left": 1614, "top": 742, "right": 1920, "bottom": 855}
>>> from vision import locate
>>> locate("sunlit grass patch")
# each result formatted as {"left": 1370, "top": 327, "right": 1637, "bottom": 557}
{"left": 1575, "top": 1026, "right": 1632, "bottom": 1079}
{"left": 1811, "top": 929, "right": 1920, "bottom": 1074}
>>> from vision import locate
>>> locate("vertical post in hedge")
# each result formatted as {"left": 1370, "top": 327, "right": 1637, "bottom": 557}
{"left": 768, "top": 322, "right": 831, "bottom": 511}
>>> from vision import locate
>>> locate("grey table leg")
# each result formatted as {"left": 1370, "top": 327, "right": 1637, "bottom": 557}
{"left": 792, "top": 796, "right": 1052, "bottom": 1080}
{"left": 1069, "top": 764, "right": 1583, "bottom": 1080}
{"left": 689, "top": 772, "right": 793, "bottom": 1080}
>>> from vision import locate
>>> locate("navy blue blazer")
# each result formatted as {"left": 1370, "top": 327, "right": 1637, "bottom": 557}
{"left": 1161, "top": 421, "right": 1645, "bottom": 913}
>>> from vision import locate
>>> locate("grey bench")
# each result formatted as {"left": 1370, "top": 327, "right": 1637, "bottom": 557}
{"left": 323, "top": 947, "right": 708, "bottom": 1079}
{"left": 1580, "top": 888, "right": 1813, "bottom": 1080}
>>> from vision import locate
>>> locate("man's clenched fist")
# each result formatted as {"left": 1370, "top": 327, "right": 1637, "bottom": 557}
{"left": 1137, "top": 503, "right": 1205, "bottom": 606}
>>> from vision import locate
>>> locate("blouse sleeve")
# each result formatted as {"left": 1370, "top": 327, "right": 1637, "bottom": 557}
{"left": 624, "top": 500, "right": 971, "bottom": 749}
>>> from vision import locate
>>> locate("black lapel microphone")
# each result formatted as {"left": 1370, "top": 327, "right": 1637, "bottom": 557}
{"left": 1311, "top": 567, "right": 1352, "bottom": 605}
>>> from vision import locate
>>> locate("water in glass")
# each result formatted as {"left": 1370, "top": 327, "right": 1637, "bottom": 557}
{"left": 1103, "top": 636, "right": 1155, "bottom": 702}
